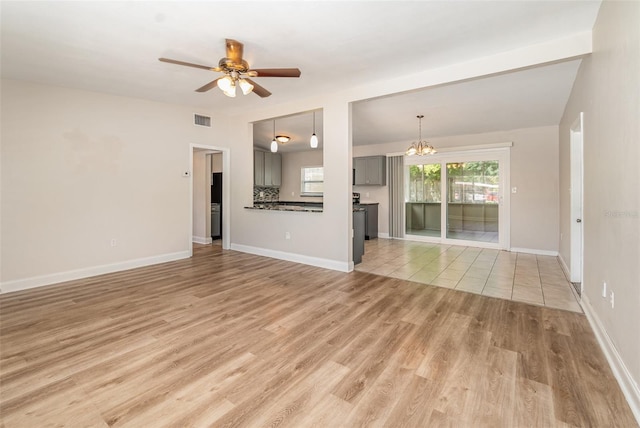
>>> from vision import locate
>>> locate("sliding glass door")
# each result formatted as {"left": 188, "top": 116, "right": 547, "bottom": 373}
{"left": 446, "top": 161, "right": 499, "bottom": 243}
{"left": 406, "top": 163, "right": 441, "bottom": 237}
{"left": 405, "top": 148, "right": 509, "bottom": 249}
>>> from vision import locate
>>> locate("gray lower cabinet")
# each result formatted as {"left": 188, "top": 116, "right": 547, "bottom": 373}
{"left": 360, "top": 203, "right": 379, "bottom": 240}
{"left": 353, "top": 210, "right": 365, "bottom": 264}
{"left": 353, "top": 156, "right": 386, "bottom": 186}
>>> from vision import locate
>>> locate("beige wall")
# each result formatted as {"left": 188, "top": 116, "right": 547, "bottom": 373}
{"left": 279, "top": 150, "right": 324, "bottom": 202}
{"left": 559, "top": 0, "right": 640, "bottom": 400}
{"left": 353, "top": 125, "right": 560, "bottom": 252}
{"left": 192, "top": 151, "right": 210, "bottom": 242}
{"left": 211, "top": 153, "right": 222, "bottom": 173}
{"left": 0, "top": 80, "right": 222, "bottom": 289}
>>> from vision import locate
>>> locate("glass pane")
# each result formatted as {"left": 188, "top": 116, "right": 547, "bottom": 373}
{"left": 446, "top": 161, "right": 499, "bottom": 243}
{"left": 303, "top": 167, "right": 323, "bottom": 181}
{"left": 405, "top": 163, "right": 441, "bottom": 237}
{"left": 303, "top": 182, "right": 324, "bottom": 193}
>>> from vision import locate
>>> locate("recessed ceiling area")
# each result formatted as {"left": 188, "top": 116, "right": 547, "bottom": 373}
{"left": 352, "top": 59, "right": 582, "bottom": 146}
{"left": 253, "top": 111, "right": 323, "bottom": 153}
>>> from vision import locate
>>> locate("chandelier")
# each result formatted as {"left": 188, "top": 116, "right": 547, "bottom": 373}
{"left": 406, "top": 115, "right": 436, "bottom": 156}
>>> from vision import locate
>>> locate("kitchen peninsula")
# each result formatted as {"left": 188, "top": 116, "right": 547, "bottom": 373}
{"left": 246, "top": 201, "right": 323, "bottom": 212}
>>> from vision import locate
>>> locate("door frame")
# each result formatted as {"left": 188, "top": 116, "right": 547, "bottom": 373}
{"left": 569, "top": 113, "right": 584, "bottom": 288}
{"left": 189, "top": 144, "right": 231, "bottom": 256}
{"left": 404, "top": 145, "right": 511, "bottom": 250}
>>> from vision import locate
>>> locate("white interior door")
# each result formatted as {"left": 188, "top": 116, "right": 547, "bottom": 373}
{"left": 569, "top": 113, "right": 584, "bottom": 286}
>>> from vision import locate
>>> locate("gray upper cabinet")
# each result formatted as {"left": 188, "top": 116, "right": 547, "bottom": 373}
{"left": 254, "top": 151, "right": 265, "bottom": 186}
{"left": 353, "top": 156, "right": 386, "bottom": 186}
{"left": 254, "top": 150, "right": 281, "bottom": 187}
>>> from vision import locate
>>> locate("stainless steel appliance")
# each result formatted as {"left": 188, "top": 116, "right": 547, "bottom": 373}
{"left": 211, "top": 203, "right": 221, "bottom": 239}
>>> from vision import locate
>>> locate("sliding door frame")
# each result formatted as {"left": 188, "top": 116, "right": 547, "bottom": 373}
{"left": 404, "top": 144, "right": 511, "bottom": 250}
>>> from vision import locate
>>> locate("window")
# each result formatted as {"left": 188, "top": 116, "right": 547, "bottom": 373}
{"left": 301, "top": 166, "right": 324, "bottom": 196}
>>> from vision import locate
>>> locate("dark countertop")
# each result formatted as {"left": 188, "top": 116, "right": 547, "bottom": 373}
{"left": 246, "top": 203, "right": 323, "bottom": 212}
{"left": 247, "top": 201, "right": 374, "bottom": 213}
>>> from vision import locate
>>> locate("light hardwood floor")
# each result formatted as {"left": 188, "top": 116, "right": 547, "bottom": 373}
{"left": 0, "top": 244, "right": 636, "bottom": 427}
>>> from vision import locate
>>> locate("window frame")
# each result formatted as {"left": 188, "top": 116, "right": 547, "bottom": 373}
{"left": 300, "top": 165, "right": 324, "bottom": 197}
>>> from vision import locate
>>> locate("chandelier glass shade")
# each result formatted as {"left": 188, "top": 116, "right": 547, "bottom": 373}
{"left": 406, "top": 115, "right": 436, "bottom": 156}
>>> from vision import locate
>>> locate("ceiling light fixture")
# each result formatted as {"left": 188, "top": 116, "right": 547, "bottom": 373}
{"left": 270, "top": 120, "right": 278, "bottom": 153}
{"left": 275, "top": 135, "right": 290, "bottom": 143}
{"left": 216, "top": 71, "right": 255, "bottom": 98}
{"left": 406, "top": 115, "right": 436, "bottom": 156}
{"left": 310, "top": 111, "right": 319, "bottom": 149}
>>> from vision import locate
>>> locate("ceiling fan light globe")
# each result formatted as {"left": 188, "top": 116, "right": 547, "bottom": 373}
{"left": 222, "top": 87, "right": 236, "bottom": 98}
{"left": 270, "top": 139, "right": 278, "bottom": 153}
{"left": 239, "top": 78, "right": 254, "bottom": 95}
{"left": 217, "top": 76, "right": 233, "bottom": 92}
{"left": 310, "top": 133, "right": 318, "bottom": 149}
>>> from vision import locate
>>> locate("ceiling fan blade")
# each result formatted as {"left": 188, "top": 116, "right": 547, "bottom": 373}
{"left": 159, "top": 57, "right": 220, "bottom": 72}
{"left": 225, "top": 39, "right": 244, "bottom": 63}
{"left": 245, "top": 78, "right": 271, "bottom": 98}
{"left": 249, "top": 68, "right": 301, "bottom": 78}
{"left": 195, "top": 78, "right": 221, "bottom": 93}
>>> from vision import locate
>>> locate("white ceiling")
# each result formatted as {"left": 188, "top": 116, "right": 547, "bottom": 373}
{"left": 0, "top": 1, "right": 601, "bottom": 146}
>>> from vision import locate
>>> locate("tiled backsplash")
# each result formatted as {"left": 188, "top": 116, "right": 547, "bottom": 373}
{"left": 253, "top": 186, "right": 279, "bottom": 202}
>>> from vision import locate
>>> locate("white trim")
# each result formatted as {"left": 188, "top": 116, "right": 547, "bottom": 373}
{"left": 230, "top": 244, "right": 352, "bottom": 273}
{"left": 192, "top": 236, "right": 213, "bottom": 245}
{"left": 510, "top": 247, "right": 559, "bottom": 256}
{"left": 581, "top": 294, "right": 640, "bottom": 425}
{"left": 387, "top": 141, "right": 513, "bottom": 157}
{"left": 558, "top": 253, "right": 571, "bottom": 280}
{"left": 189, "top": 144, "right": 231, "bottom": 253}
{"left": 378, "top": 232, "right": 390, "bottom": 239}
{"left": 0, "top": 251, "right": 191, "bottom": 294}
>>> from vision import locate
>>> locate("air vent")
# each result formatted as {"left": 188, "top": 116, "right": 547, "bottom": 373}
{"left": 194, "top": 114, "right": 211, "bottom": 127}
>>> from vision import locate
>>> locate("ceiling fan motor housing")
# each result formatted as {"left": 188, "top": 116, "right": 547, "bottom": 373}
{"left": 219, "top": 58, "right": 250, "bottom": 73}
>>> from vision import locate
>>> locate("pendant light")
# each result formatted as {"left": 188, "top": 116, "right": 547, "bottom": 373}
{"left": 406, "top": 115, "right": 436, "bottom": 156}
{"left": 310, "top": 111, "right": 318, "bottom": 149}
{"left": 270, "top": 120, "right": 278, "bottom": 153}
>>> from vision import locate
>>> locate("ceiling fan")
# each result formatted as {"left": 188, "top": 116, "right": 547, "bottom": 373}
{"left": 159, "top": 39, "right": 301, "bottom": 98}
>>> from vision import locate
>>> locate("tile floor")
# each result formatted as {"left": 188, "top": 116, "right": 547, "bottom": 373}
{"left": 355, "top": 238, "right": 582, "bottom": 313}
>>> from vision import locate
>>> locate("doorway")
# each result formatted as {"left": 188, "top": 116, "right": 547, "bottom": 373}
{"left": 404, "top": 147, "right": 510, "bottom": 250}
{"left": 569, "top": 113, "right": 584, "bottom": 295}
{"left": 190, "top": 144, "right": 230, "bottom": 256}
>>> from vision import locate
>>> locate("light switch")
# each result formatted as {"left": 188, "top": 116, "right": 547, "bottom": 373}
{"left": 511, "top": 187, "right": 518, "bottom": 193}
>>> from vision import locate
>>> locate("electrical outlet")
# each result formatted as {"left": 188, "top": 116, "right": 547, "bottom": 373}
{"left": 602, "top": 282, "right": 607, "bottom": 298}
{"left": 110, "top": 238, "right": 117, "bottom": 247}
{"left": 259, "top": 191, "right": 264, "bottom": 198}
{"left": 285, "top": 232, "right": 291, "bottom": 240}
{"left": 511, "top": 187, "right": 518, "bottom": 193}
{"left": 610, "top": 291, "right": 615, "bottom": 308}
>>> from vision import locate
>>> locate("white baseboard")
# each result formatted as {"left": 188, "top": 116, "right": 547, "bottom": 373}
{"left": 510, "top": 247, "right": 559, "bottom": 256}
{"left": 192, "top": 236, "right": 213, "bottom": 245}
{"left": 230, "top": 244, "right": 351, "bottom": 273}
{"left": 581, "top": 294, "right": 640, "bottom": 425}
{"left": 0, "top": 250, "right": 191, "bottom": 294}
{"left": 378, "top": 232, "right": 390, "bottom": 239}
{"left": 558, "top": 253, "right": 571, "bottom": 280}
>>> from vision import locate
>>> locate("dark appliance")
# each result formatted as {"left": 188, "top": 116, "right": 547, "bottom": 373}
{"left": 211, "top": 173, "right": 222, "bottom": 239}
{"left": 352, "top": 192, "right": 360, "bottom": 204}
{"left": 212, "top": 173, "right": 222, "bottom": 204}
